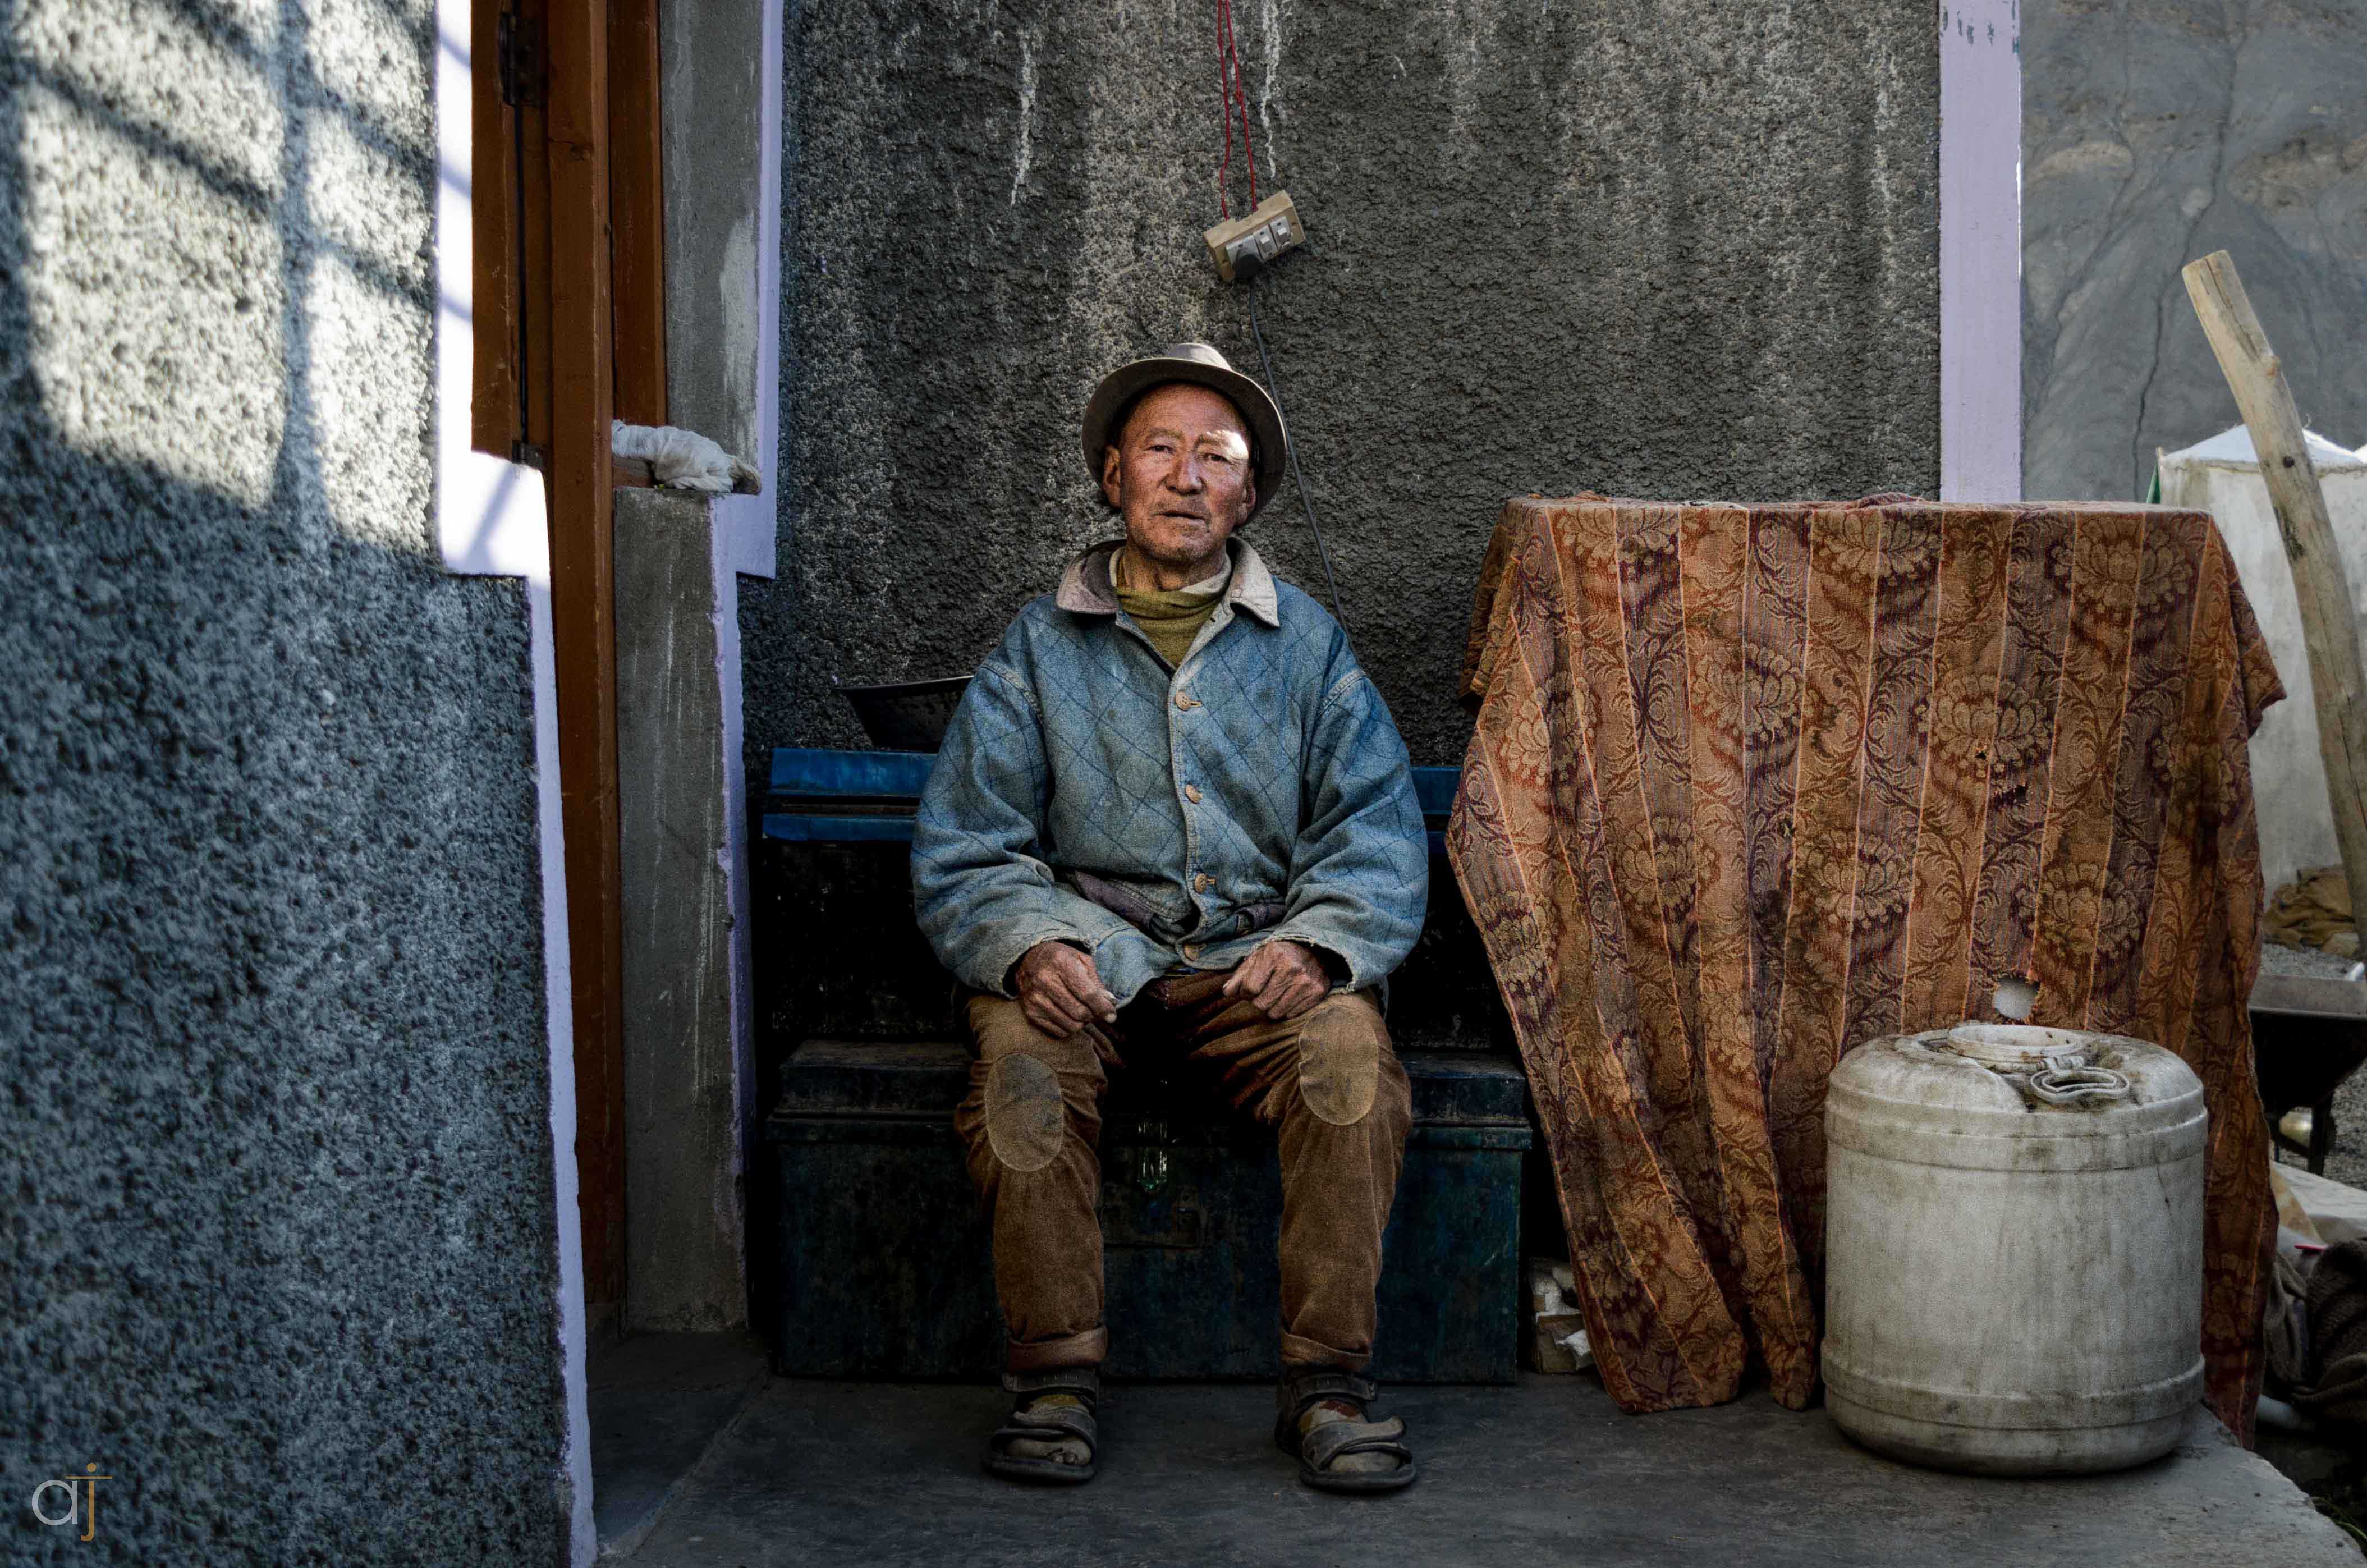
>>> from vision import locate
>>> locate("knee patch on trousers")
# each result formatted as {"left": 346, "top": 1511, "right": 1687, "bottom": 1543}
{"left": 1296, "top": 1012, "right": 1380, "bottom": 1127}
{"left": 985, "top": 1052, "right": 1067, "bottom": 1172}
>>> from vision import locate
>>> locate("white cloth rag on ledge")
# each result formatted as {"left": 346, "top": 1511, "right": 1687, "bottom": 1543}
{"left": 610, "top": 420, "right": 759, "bottom": 494}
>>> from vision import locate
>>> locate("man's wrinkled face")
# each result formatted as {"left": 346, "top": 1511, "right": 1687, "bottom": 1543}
{"left": 1099, "top": 383, "right": 1256, "bottom": 572}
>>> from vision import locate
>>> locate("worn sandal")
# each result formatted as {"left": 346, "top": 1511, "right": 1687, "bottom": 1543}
{"left": 1273, "top": 1367, "right": 1416, "bottom": 1493}
{"left": 984, "top": 1367, "right": 1100, "bottom": 1485}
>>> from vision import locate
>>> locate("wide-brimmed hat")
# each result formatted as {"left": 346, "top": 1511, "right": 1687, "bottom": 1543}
{"left": 1080, "top": 342, "right": 1288, "bottom": 515}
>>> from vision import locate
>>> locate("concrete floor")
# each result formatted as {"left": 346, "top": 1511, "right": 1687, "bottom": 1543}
{"left": 599, "top": 948, "right": 2367, "bottom": 1564}
{"left": 589, "top": 1333, "right": 770, "bottom": 1557}
{"left": 597, "top": 1370, "right": 2357, "bottom": 1566}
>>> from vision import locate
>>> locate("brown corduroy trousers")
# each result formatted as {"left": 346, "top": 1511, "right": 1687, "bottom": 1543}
{"left": 953, "top": 970, "right": 1412, "bottom": 1373}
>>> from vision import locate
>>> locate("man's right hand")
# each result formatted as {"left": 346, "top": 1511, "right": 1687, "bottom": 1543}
{"left": 1013, "top": 941, "right": 1119, "bottom": 1039}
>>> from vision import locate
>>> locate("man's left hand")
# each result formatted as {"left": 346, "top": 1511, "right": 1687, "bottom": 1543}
{"left": 1221, "top": 939, "right": 1333, "bottom": 1020}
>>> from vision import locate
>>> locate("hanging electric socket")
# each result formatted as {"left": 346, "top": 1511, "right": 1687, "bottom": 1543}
{"left": 1204, "top": 190, "right": 1304, "bottom": 283}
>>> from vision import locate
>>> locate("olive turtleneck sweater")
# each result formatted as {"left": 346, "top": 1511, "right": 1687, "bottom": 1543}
{"left": 1111, "top": 547, "right": 1231, "bottom": 670}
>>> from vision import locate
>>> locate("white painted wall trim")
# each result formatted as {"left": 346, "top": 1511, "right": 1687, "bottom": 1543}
{"left": 433, "top": 11, "right": 596, "bottom": 1565}
{"left": 432, "top": 31, "right": 552, "bottom": 577}
{"left": 1939, "top": 0, "right": 2023, "bottom": 502}
{"left": 711, "top": 522, "right": 758, "bottom": 1261}
{"left": 524, "top": 580, "right": 597, "bottom": 1566}
{"left": 717, "top": 0, "right": 785, "bottom": 580}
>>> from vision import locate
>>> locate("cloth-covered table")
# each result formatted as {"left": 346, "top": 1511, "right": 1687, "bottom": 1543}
{"left": 1447, "top": 494, "right": 2282, "bottom": 1437}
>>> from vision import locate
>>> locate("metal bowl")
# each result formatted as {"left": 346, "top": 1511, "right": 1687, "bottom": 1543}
{"left": 835, "top": 675, "right": 972, "bottom": 752}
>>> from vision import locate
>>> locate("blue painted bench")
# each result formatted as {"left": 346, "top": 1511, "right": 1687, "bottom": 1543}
{"left": 761, "top": 746, "right": 1466, "bottom": 854}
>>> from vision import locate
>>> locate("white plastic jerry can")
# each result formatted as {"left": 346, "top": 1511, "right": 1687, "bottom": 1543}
{"left": 1822, "top": 1023, "right": 2208, "bottom": 1475}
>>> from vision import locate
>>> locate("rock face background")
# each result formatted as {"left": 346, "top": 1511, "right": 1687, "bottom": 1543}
{"left": 2023, "top": 0, "right": 2367, "bottom": 501}
{"left": 745, "top": 0, "right": 1944, "bottom": 768}
{"left": 0, "top": 1, "right": 567, "bottom": 1558}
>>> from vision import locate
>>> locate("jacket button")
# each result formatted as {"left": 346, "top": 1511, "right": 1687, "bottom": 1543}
{"left": 1184, "top": 785, "right": 1203, "bottom": 804}
{"left": 1175, "top": 691, "right": 1199, "bottom": 710}
{"left": 1194, "top": 873, "right": 1214, "bottom": 892}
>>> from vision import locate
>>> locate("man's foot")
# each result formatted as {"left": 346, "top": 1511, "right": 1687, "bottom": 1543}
{"left": 984, "top": 1368, "right": 1099, "bottom": 1484}
{"left": 1005, "top": 1393, "right": 1093, "bottom": 1466}
{"left": 1300, "top": 1401, "right": 1401, "bottom": 1474}
{"left": 1273, "top": 1366, "right": 1416, "bottom": 1492}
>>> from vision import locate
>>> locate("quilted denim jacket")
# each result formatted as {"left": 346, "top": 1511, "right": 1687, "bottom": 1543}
{"left": 912, "top": 539, "right": 1427, "bottom": 1008}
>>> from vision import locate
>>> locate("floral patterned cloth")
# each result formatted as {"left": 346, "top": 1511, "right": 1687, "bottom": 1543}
{"left": 1448, "top": 494, "right": 2282, "bottom": 1437}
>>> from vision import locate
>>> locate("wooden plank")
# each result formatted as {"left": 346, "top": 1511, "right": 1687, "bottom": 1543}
{"left": 2253, "top": 970, "right": 2367, "bottom": 1021}
{"left": 544, "top": 0, "right": 626, "bottom": 1311}
{"left": 2183, "top": 249, "right": 2367, "bottom": 946}
{"left": 606, "top": 0, "right": 668, "bottom": 427}
{"left": 470, "top": 0, "right": 522, "bottom": 456}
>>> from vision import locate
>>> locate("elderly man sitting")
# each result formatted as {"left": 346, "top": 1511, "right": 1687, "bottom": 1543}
{"left": 911, "top": 342, "right": 1428, "bottom": 1492}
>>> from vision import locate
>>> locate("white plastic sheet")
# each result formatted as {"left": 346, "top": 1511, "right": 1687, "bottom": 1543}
{"left": 611, "top": 420, "right": 759, "bottom": 494}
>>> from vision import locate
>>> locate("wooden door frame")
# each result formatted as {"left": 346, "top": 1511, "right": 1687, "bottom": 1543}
{"left": 472, "top": 0, "right": 669, "bottom": 1323}
{"left": 441, "top": 0, "right": 782, "bottom": 1553}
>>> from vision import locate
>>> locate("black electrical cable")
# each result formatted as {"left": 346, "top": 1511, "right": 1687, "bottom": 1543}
{"left": 1247, "top": 282, "right": 1353, "bottom": 642}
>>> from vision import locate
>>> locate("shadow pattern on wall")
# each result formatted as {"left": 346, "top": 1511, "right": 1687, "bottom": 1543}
{"left": 1, "top": 0, "right": 567, "bottom": 1557}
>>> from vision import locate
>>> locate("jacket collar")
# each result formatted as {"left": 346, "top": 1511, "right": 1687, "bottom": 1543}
{"left": 1056, "top": 538, "right": 1281, "bottom": 628}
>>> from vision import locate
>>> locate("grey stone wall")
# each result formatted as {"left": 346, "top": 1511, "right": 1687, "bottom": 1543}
{"left": 1, "top": 1, "right": 568, "bottom": 1561}
{"left": 2024, "top": 0, "right": 2367, "bottom": 501}
{"left": 745, "top": 0, "right": 1943, "bottom": 767}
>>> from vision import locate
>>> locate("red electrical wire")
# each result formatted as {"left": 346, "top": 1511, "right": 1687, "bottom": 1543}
{"left": 1213, "top": 0, "right": 1257, "bottom": 218}
{"left": 1214, "top": 0, "right": 1232, "bottom": 219}
{"left": 1226, "top": 0, "right": 1257, "bottom": 208}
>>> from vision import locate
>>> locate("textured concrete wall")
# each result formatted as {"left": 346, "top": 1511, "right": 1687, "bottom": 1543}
{"left": 1, "top": 1, "right": 568, "bottom": 1560}
{"left": 2024, "top": 0, "right": 2367, "bottom": 501}
{"left": 742, "top": 0, "right": 1942, "bottom": 767}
